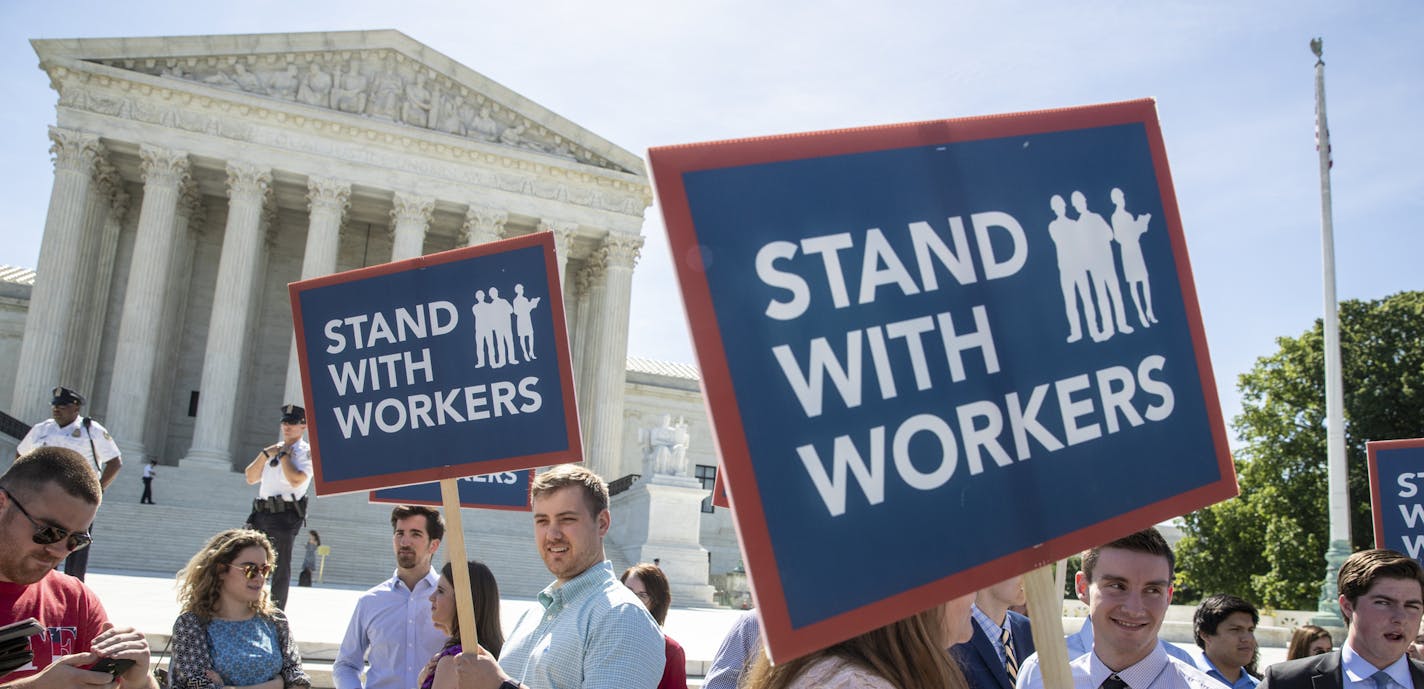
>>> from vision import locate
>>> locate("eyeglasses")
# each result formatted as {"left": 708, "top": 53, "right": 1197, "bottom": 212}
{"left": 228, "top": 562, "right": 274, "bottom": 579}
{"left": 632, "top": 590, "right": 652, "bottom": 604}
{"left": 0, "top": 487, "right": 92, "bottom": 552}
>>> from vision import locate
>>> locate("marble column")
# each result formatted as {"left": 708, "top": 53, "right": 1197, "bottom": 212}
{"left": 105, "top": 145, "right": 191, "bottom": 461}
{"left": 463, "top": 206, "right": 507, "bottom": 246}
{"left": 60, "top": 159, "right": 117, "bottom": 394}
{"left": 575, "top": 258, "right": 607, "bottom": 438}
{"left": 11, "top": 127, "right": 103, "bottom": 423}
{"left": 78, "top": 185, "right": 129, "bottom": 402}
{"left": 540, "top": 219, "right": 578, "bottom": 355}
{"left": 390, "top": 192, "right": 434, "bottom": 261}
{"left": 583, "top": 234, "right": 642, "bottom": 479}
{"left": 283, "top": 177, "right": 350, "bottom": 405}
{"left": 144, "top": 182, "right": 205, "bottom": 459}
{"left": 184, "top": 162, "right": 271, "bottom": 469}
{"left": 570, "top": 265, "right": 592, "bottom": 392}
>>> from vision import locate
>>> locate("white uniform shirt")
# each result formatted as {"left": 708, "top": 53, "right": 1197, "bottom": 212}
{"left": 258, "top": 438, "right": 312, "bottom": 500}
{"left": 17, "top": 417, "right": 122, "bottom": 471}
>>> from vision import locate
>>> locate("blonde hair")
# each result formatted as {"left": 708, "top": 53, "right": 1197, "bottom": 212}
{"left": 743, "top": 605, "right": 967, "bottom": 689}
{"left": 176, "top": 529, "right": 277, "bottom": 622}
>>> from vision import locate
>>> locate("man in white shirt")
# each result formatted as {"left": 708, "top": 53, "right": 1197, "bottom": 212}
{"left": 243, "top": 404, "right": 312, "bottom": 610}
{"left": 334, "top": 505, "right": 447, "bottom": 689}
{"left": 1261, "top": 549, "right": 1424, "bottom": 689}
{"left": 1016, "top": 528, "right": 1215, "bottom": 689}
{"left": 15, "top": 386, "right": 122, "bottom": 581}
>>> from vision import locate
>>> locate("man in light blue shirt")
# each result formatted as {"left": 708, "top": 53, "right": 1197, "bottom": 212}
{"left": 334, "top": 505, "right": 448, "bottom": 689}
{"left": 455, "top": 464, "right": 664, "bottom": 689}
{"left": 1191, "top": 594, "right": 1261, "bottom": 689}
{"left": 703, "top": 609, "right": 761, "bottom": 689}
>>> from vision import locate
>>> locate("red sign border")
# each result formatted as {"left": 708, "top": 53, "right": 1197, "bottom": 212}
{"left": 648, "top": 98, "right": 1238, "bottom": 662}
{"left": 1368, "top": 437, "right": 1424, "bottom": 548}
{"left": 290, "top": 232, "right": 581, "bottom": 496}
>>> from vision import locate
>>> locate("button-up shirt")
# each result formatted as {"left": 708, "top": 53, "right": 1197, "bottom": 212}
{"left": 1342, "top": 643, "right": 1416, "bottom": 689}
{"left": 703, "top": 609, "right": 762, "bottom": 689}
{"left": 1017, "top": 642, "right": 1217, "bottom": 689}
{"left": 333, "top": 568, "right": 445, "bottom": 689}
{"left": 257, "top": 439, "right": 312, "bottom": 499}
{"left": 498, "top": 560, "right": 665, "bottom": 689}
{"left": 1018, "top": 619, "right": 1200, "bottom": 689}
{"left": 17, "top": 417, "right": 121, "bottom": 469}
{"left": 1190, "top": 649, "right": 1260, "bottom": 689}
{"left": 972, "top": 603, "right": 1009, "bottom": 664}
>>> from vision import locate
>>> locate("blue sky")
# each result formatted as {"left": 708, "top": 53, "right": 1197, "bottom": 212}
{"left": 2, "top": 1, "right": 1420, "bottom": 441}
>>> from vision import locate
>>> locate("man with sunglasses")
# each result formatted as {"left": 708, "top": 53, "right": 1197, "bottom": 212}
{"left": 243, "top": 404, "right": 312, "bottom": 611}
{"left": 14, "top": 386, "right": 122, "bottom": 582}
{"left": 0, "top": 447, "right": 159, "bottom": 688}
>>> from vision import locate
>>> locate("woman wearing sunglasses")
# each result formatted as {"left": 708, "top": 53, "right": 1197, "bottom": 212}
{"left": 170, "top": 529, "right": 311, "bottom": 689}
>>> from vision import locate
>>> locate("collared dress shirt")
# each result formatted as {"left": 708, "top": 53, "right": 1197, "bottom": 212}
{"left": 17, "top": 417, "right": 121, "bottom": 469}
{"left": 1017, "top": 642, "right": 1217, "bottom": 689}
{"left": 703, "top": 609, "right": 762, "bottom": 689}
{"left": 333, "top": 568, "right": 446, "bottom": 689}
{"left": 1190, "top": 648, "right": 1260, "bottom": 689}
{"left": 258, "top": 439, "right": 312, "bottom": 499}
{"left": 1341, "top": 643, "right": 1417, "bottom": 689}
{"left": 498, "top": 560, "right": 665, "bottom": 689}
{"left": 972, "top": 603, "right": 1010, "bottom": 664}
{"left": 1018, "top": 619, "right": 1200, "bottom": 689}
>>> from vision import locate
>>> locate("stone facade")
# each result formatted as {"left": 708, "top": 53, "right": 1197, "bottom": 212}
{"left": 5, "top": 31, "right": 749, "bottom": 598}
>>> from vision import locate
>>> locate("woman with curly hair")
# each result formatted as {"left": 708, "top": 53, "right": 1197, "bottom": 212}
{"left": 417, "top": 559, "right": 504, "bottom": 689}
{"left": 742, "top": 593, "right": 974, "bottom": 689}
{"left": 169, "top": 528, "right": 310, "bottom": 689}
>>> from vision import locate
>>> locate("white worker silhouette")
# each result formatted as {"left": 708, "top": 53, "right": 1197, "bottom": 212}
{"left": 511, "top": 284, "right": 542, "bottom": 360}
{"left": 1046, "top": 194, "right": 1102, "bottom": 343}
{"left": 1071, "top": 190, "right": 1133, "bottom": 340}
{"left": 1110, "top": 188, "right": 1157, "bottom": 327}
{"left": 487, "top": 287, "right": 518, "bottom": 368}
{"left": 471, "top": 290, "right": 495, "bottom": 368}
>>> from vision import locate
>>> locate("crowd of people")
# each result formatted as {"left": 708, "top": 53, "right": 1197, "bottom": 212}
{"left": 7, "top": 386, "right": 1424, "bottom": 689}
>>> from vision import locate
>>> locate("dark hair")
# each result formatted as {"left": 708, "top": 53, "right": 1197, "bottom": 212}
{"left": 1082, "top": 528, "right": 1174, "bottom": 582}
{"left": 1286, "top": 625, "right": 1332, "bottom": 661}
{"left": 1338, "top": 549, "right": 1424, "bottom": 617}
{"left": 440, "top": 560, "right": 504, "bottom": 658}
{"left": 308, "top": 530, "right": 321, "bottom": 546}
{"left": 531, "top": 464, "right": 608, "bottom": 516}
{"left": 622, "top": 563, "right": 672, "bottom": 626}
{"left": 0, "top": 447, "right": 101, "bottom": 504}
{"left": 390, "top": 505, "right": 445, "bottom": 542}
{"left": 1193, "top": 594, "right": 1259, "bottom": 648}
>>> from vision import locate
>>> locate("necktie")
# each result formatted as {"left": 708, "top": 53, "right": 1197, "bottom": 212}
{"left": 1101, "top": 674, "right": 1129, "bottom": 689}
{"left": 1000, "top": 625, "right": 1018, "bottom": 681}
{"left": 1372, "top": 671, "right": 1391, "bottom": 689}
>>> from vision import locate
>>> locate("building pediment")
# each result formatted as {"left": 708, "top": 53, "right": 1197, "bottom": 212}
{"left": 31, "top": 30, "right": 642, "bottom": 176}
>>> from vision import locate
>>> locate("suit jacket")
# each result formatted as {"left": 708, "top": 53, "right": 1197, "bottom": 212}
{"left": 951, "top": 610, "right": 1036, "bottom": 689}
{"left": 1261, "top": 650, "right": 1424, "bottom": 689}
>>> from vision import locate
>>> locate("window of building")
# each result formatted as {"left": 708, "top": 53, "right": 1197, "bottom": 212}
{"left": 696, "top": 464, "right": 717, "bottom": 513}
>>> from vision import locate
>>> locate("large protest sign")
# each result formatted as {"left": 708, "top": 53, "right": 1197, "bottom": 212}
{"left": 1368, "top": 438, "right": 1424, "bottom": 560}
{"left": 648, "top": 99, "right": 1236, "bottom": 661}
{"left": 289, "top": 232, "right": 580, "bottom": 496}
{"left": 370, "top": 470, "right": 533, "bottom": 511}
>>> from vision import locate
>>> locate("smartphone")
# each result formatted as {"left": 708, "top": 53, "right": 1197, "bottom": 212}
{"left": 90, "top": 657, "right": 136, "bottom": 677}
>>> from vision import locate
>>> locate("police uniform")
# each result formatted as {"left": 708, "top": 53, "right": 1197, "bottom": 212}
{"left": 245, "top": 404, "right": 312, "bottom": 611}
{"left": 15, "top": 386, "right": 120, "bottom": 581}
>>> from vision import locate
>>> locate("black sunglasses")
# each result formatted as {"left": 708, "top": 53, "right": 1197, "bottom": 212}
{"left": 0, "top": 487, "right": 92, "bottom": 552}
{"left": 228, "top": 562, "right": 274, "bottom": 579}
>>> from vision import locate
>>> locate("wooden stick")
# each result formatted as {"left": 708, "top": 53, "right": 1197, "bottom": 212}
{"left": 1025, "top": 564, "right": 1073, "bottom": 689}
{"left": 441, "top": 478, "right": 478, "bottom": 652}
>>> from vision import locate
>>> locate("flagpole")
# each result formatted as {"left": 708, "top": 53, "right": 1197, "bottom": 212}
{"left": 1309, "top": 36, "right": 1349, "bottom": 627}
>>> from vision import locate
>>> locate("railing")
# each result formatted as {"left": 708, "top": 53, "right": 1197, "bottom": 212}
{"left": 607, "top": 473, "right": 641, "bottom": 496}
{"left": 0, "top": 410, "right": 29, "bottom": 441}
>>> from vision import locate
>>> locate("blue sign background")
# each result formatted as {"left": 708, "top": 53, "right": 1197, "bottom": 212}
{"left": 683, "top": 123, "right": 1221, "bottom": 628}
{"left": 371, "top": 470, "right": 532, "bottom": 511}
{"left": 296, "top": 243, "right": 569, "bottom": 489}
{"left": 1371, "top": 442, "right": 1424, "bottom": 560}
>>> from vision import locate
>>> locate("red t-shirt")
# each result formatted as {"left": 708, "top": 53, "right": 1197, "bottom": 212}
{"left": 0, "top": 570, "right": 108, "bottom": 680}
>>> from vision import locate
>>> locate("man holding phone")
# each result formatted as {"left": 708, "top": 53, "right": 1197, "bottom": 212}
{"left": 0, "top": 446, "right": 158, "bottom": 688}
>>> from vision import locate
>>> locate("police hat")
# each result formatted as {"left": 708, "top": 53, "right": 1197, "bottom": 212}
{"left": 280, "top": 404, "right": 306, "bottom": 424}
{"left": 51, "top": 386, "right": 84, "bottom": 406}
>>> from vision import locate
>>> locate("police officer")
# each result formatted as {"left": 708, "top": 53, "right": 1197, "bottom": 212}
{"left": 15, "top": 386, "right": 122, "bottom": 581}
{"left": 243, "top": 404, "right": 311, "bottom": 610}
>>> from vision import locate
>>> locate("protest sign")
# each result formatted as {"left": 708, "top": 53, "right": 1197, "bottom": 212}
{"left": 648, "top": 99, "right": 1236, "bottom": 661}
{"left": 1368, "top": 437, "right": 1424, "bottom": 560}
{"left": 370, "top": 470, "right": 533, "bottom": 511}
{"left": 289, "top": 232, "right": 580, "bottom": 496}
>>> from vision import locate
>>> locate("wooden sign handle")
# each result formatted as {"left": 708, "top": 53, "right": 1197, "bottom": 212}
{"left": 1025, "top": 563, "right": 1073, "bottom": 689}
{"left": 440, "top": 478, "right": 479, "bottom": 652}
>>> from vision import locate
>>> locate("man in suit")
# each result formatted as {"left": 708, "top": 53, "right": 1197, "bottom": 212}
{"left": 953, "top": 575, "right": 1036, "bottom": 689}
{"left": 1262, "top": 549, "right": 1424, "bottom": 689}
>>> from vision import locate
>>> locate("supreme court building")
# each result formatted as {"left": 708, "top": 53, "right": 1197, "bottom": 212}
{"left": 1, "top": 31, "right": 737, "bottom": 602}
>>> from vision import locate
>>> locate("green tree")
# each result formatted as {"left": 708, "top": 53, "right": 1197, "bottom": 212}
{"left": 1176, "top": 291, "right": 1424, "bottom": 610}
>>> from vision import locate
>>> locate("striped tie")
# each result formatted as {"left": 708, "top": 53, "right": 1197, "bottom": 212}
{"left": 1001, "top": 625, "right": 1018, "bottom": 681}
